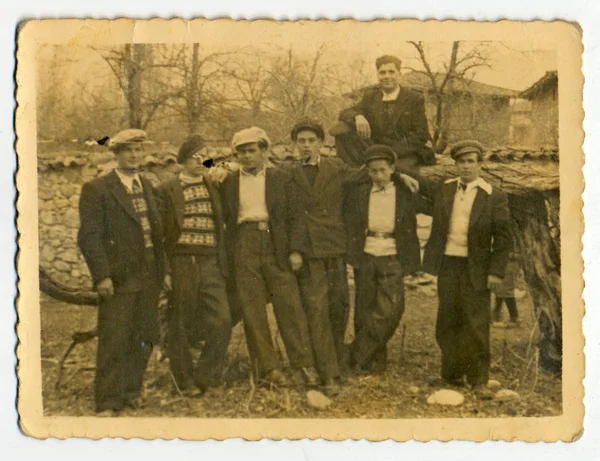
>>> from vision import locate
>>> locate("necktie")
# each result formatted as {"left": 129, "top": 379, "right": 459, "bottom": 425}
{"left": 459, "top": 182, "right": 467, "bottom": 192}
{"left": 132, "top": 179, "right": 141, "bottom": 193}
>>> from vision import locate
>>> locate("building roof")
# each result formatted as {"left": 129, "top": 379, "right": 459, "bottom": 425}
{"left": 519, "top": 71, "right": 558, "bottom": 100}
{"left": 345, "top": 71, "right": 519, "bottom": 99}
{"left": 39, "top": 144, "right": 557, "bottom": 196}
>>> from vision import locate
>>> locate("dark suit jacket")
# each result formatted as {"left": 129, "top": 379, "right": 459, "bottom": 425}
{"left": 220, "top": 167, "right": 295, "bottom": 271}
{"left": 77, "top": 170, "right": 165, "bottom": 291}
{"left": 339, "top": 86, "right": 429, "bottom": 160}
{"left": 422, "top": 178, "right": 512, "bottom": 290}
{"left": 342, "top": 175, "right": 421, "bottom": 275}
{"left": 158, "top": 175, "right": 228, "bottom": 278}
{"left": 287, "top": 157, "right": 354, "bottom": 259}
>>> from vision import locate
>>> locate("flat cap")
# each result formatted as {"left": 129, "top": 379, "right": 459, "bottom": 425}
{"left": 178, "top": 135, "right": 206, "bottom": 164}
{"left": 449, "top": 140, "right": 484, "bottom": 160}
{"left": 107, "top": 129, "right": 147, "bottom": 152}
{"left": 290, "top": 119, "right": 325, "bottom": 141}
{"left": 231, "top": 127, "right": 271, "bottom": 150}
{"left": 364, "top": 144, "right": 397, "bottom": 165}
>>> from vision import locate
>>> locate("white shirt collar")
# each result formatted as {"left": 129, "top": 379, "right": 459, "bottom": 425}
{"left": 240, "top": 164, "right": 267, "bottom": 177}
{"left": 371, "top": 181, "right": 396, "bottom": 194}
{"left": 300, "top": 154, "right": 321, "bottom": 166}
{"left": 453, "top": 177, "right": 492, "bottom": 195}
{"left": 115, "top": 169, "right": 141, "bottom": 191}
{"left": 179, "top": 171, "right": 205, "bottom": 184}
{"left": 381, "top": 86, "right": 400, "bottom": 102}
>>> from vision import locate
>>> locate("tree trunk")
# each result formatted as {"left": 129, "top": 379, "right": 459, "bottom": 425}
{"left": 187, "top": 43, "right": 200, "bottom": 135}
{"left": 509, "top": 191, "right": 562, "bottom": 374}
{"left": 126, "top": 44, "right": 145, "bottom": 129}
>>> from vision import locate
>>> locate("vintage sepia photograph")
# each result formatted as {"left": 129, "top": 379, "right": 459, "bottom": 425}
{"left": 15, "top": 19, "right": 584, "bottom": 441}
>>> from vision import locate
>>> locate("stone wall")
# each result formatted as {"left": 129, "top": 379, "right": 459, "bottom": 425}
{"left": 38, "top": 144, "right": 434, "bottom": 291}
{"left": 38, "top": 147, "right": 183, "bottom": 291}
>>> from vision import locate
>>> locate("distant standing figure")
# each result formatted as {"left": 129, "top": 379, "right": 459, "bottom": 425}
{"left": 78, "top": 129, "right": 167, "bottom": 415}
{"left": 492, "top": 251, "right": 521, "bottom": 327}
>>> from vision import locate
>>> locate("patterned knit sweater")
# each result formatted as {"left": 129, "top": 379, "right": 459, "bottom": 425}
{"left": 175, "top": 173, "right": 217, "bottom": 255}
{"left": 130, "top": 180, "right": 153, "bottom": 249}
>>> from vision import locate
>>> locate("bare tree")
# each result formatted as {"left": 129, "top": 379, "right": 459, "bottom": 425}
{"left": 264, "top": 44, "right": 339, "bottom": 130}
{"left": 93, "top": 44, "right": 185, "bottom": 130}
{"left": 225, "top": 53, "right": 273, "bottom": 117}
{"left": 408, "top": 41, "right": 491, "bottom": 152}
{"left": 154, "top": 44, "right": 234, "bottom": 136}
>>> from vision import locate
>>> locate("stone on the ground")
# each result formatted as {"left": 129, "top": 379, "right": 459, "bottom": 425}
{"left": 306, "top": 390, "right": 332, "bottom": 410}
{"left": 426, "top": 389, "right": 464, "bottom": 406}
{"left": 408, "top": 386, "right": 420, "bottom": 394}
{"left": 487, "top": 379, "right": 502, "bottom": 390}
{"left": 494, "top": 389, "right": 520, "bottom": 401}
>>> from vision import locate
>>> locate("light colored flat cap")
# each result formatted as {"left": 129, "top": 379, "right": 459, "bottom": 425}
{"left": 231, "top": 127, "right": 271, "bottom": 150}
{"left": 107, "top": 129, "right": 148, "bottom": 151}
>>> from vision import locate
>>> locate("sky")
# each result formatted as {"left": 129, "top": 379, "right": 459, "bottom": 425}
{"left": 37, "top": 32, "right": 557, "bottom": 97}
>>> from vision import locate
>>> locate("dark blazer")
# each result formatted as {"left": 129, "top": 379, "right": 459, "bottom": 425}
{"left": 158, "top": 175, "right": 228, "bottom": 278}
{"left": 287, "top": 157, "right": 354, "bottom": 259}
{"left": 339, "top": 86, "right": 429, "bottom": 160}
{"left": 78, "top": 170, "right": 165, "bottom": 291}
{"left": 422, "top": 178, "right": 512, "bottom": 290}
{"left": 342, "top": 175, "right": 421, "bottom": 275}
{"left": 220, "top": 167, "right": 295, "bottom": 271}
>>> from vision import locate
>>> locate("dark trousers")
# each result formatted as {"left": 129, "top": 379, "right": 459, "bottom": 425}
{"left": 234, "top": 225, "right": 314, "bottom": 375}
{"left": 297, "top": 257, "right": 349, "bottom": 380}
{"left": 436, "top": 256, "right": 491, "bottom": 386}
{"left": 95, "top": 263, "right": 160, "bottom": 412}
{"left": 167, "top": 254, "right": 232, "bottom": 389}
{"left": 493, "top": 297, "right": 519, "bottom": 322}
{"left": 334, "top": 132, "right": 419, "bottom": 174}
{"left": 352, "top": 253, "right": 405, "bottom": 370}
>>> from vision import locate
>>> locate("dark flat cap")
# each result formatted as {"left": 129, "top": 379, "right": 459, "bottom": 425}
{"left": 364, "top": 144, "right": 397, "bottom": 165}
{"left": 291, "top": 119, "right": 325, "bottom": 141}
{"left": 178, "top": 135, "right": 206, "bottom": 164}
{"left": 450, "top": 140, "right": 485, "bottom": 160}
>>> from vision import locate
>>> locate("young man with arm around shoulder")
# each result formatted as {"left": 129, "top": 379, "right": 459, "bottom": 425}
{"left": 343, "top": 145, "right": 421, "bottom": 375}
{"left": 159, "top": 135, "right": 232, "bottom": 397}
{"left": 220, "top": 127, "right": 318, "bottom": 388}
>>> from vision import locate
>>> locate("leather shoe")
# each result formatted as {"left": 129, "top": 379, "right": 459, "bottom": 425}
{"left": 260, "top": 369, "right": 290, "bottom": 388}
{"left": 298, "top": 367, "right": 320, "bottom": 387}
{"left": 96, "top": 409, "right": 119, "bottom": 417}
{"left": 472, "top": 384, "right": 494, "bottom": 400}
{"left": 322, "top": 379, "right": 341, "bottom": 397}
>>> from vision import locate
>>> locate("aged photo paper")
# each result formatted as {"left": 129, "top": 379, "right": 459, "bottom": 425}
{"left": 15, "top": 19, "right": 584, "bottom": 441}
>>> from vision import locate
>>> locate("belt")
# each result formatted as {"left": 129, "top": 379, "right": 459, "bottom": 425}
{"left": 239, "top": 221, "right": 270, "bottom": 231}
{"left": 367, "top": 231, "right": 394, "bottom": 239}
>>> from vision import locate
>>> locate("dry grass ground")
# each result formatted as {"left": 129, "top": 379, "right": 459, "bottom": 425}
{"left": 40, "top": 284, "right": 561, "bottom": 419}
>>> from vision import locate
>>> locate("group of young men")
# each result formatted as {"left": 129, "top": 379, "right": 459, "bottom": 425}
{"left": 77, "top": 55, "right": 512, "bottom": 416}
